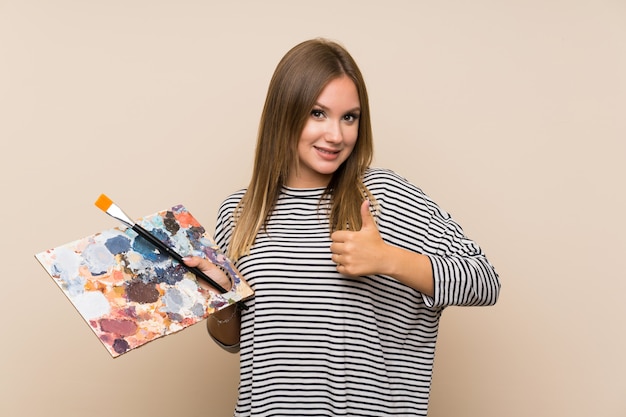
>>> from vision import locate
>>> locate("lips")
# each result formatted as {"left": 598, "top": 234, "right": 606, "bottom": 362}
{"left": 315, "top": 146, "right": 340, "bottom": 155}
{"left": 314, "top": 146, "right": 341, "bottom": 161}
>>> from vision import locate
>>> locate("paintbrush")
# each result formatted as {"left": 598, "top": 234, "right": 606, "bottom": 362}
{"left": 94, "top": 194, "right": 238, "bottom": 302}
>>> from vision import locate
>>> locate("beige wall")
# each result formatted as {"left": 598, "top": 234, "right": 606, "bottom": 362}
{"left": 1, "top": 1, "right": 624, "bottom": 416}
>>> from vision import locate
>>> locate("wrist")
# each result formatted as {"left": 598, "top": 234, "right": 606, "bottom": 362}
{"left": 211, "top": 304, "right": 239, "bottom": 323}
{"left": 379, "top": 242, "right": 399, "bottom": 276}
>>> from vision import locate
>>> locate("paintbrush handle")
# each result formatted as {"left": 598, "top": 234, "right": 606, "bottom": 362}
{"left": 132, "top": 224, "right": 228, "bottom": 293}
{"left": 132, "top": 224, "right": 248, "bottom": 311}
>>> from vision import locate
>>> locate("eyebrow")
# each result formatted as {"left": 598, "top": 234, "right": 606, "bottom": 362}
{"left": 313, "top": 102, "right": 361, "bottom": 113}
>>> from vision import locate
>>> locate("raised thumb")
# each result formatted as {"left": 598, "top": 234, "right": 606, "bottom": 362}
{"left": 360, "top": 199, "right": 375, "bottom": 229}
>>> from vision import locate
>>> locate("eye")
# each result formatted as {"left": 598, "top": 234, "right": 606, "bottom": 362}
{"left": 343, "top": 113, "right": 360, "bottom": 123}
{"left": 311, "top": 109, "right": 325, "bottom": 119}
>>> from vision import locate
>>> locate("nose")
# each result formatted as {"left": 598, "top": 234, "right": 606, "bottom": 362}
{"left": 324, "top": 120, "right": 343, "bottom": 143}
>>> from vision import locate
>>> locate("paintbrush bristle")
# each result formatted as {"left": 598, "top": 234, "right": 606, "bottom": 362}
{"left": 94, "top": 194, "right": 134, "bottom": 228}
{"left": 95, "top": 194, "right": 113, "bottom": 212}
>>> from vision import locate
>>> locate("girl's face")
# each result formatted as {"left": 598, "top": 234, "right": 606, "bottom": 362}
{"left": 287, "top": 76, "right": 361, "bottom": 188}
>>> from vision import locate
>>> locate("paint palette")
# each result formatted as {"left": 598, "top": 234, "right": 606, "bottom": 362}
{"left": 35, "top": 204, "right": 253, "bottom": 357}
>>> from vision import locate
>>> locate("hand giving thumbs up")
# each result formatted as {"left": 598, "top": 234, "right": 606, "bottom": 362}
{"left": 330, "top": 199, "right": 388, "bottom": 276}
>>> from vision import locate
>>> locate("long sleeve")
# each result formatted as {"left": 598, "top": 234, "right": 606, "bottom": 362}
{"left": 364, "top": 168, "right": 500, "bottom": 309}
{"left": 422, "top": 205, "right": 500, "bottom": 307}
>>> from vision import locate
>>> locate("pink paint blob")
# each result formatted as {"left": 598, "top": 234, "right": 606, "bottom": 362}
{"left": 99, "top": 318, "right": 138, "bottom": 336}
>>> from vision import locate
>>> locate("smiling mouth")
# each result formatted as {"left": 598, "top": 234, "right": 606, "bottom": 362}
{"left": 315, "top": 146, "right": 340, "bottom": 155}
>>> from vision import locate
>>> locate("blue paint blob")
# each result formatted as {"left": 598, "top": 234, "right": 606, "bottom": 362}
{"left": 186, "top": 227, "right": 205, "bottom": 250}
{"left": 150, "top": 228, "right": 173, "bottom": 247}
{"left": 154, "top": 265, "right": 185, "bottom": 285}
{"left": 104, "top": 235, "right": 131, "bottom": 255}
{"left": 191, "top": 303, "right": 205, "bottom": 317}
{"left": 82, "top": 243, "right": 115, "bottom": 275}
{"left": 131, "top": 235, "right": 168, "bottom": 263}
{"left": 163, "top": 287, "right": 183, "bottom": 309}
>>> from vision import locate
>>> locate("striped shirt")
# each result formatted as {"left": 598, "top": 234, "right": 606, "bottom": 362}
{"left": 213, "top": 167, "right": 500, "bottom": 416}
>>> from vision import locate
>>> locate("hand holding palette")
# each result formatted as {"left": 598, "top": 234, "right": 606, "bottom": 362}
{"left": 35, "top": 203, "right": 253, "bottom": 357}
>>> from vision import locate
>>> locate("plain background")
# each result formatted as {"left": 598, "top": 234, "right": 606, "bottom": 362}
{"left": 1, "top": 1, "right": 624, "bottom": 416}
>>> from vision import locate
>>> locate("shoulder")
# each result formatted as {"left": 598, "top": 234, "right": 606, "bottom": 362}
{"left": 364, "top": 167, "right": 409, "bottom": 183}
{"left": 213, "top": 189, "right": 246, "bottom": 245}
{"left": 216, "top": 189, "right": 246, "bottom": 219}
{"left": 219, "top": 189, "right": 246, "bottom": 207}
{"left": 363, "top": 167, "right": 446, "bottom": 218}
{"left": 363, "top": 167, "right": 424, "bottom": 196}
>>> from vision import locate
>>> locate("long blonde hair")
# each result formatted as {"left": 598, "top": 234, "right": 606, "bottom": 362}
{"left": 228, "top": 38, "right": 375, "bottom": 260}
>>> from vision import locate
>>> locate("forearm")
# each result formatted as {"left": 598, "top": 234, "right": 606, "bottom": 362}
{"left": 379, "top": 244, "right": 500, "bottom": 306}
{"left": 380, "top": 244, "right": 435, "bottom": 297}
{"left": 207, "top": 304, "right": 241, "bottom": 348}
